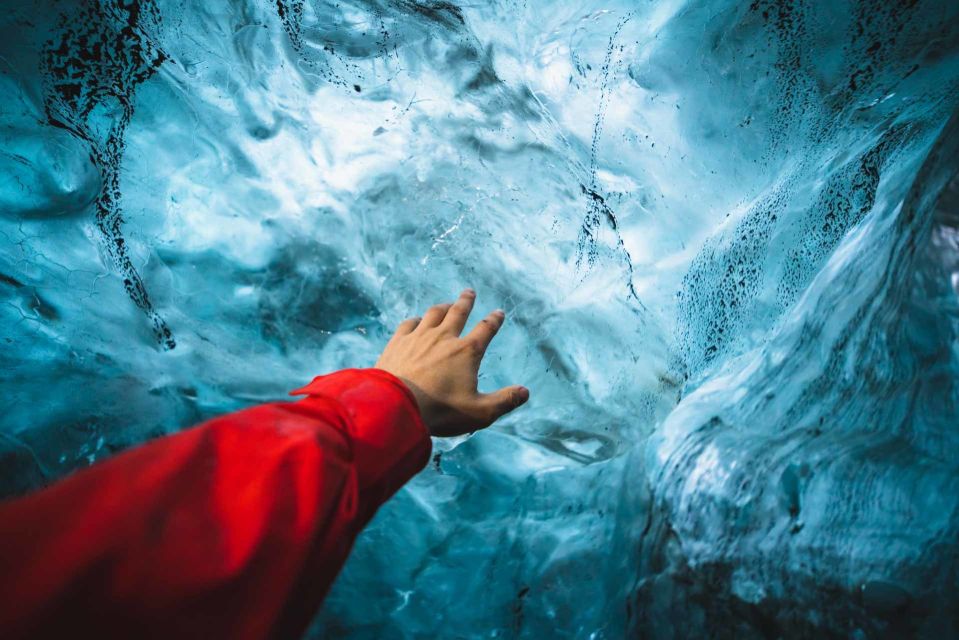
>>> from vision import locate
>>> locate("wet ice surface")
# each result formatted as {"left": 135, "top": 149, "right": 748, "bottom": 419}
{"left": 2, "top": 0, "right": 959, "bottom": 637}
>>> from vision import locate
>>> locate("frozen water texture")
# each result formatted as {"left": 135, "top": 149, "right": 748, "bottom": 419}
{"left": 1, "top": 0, "right": 958, "bottom": 637}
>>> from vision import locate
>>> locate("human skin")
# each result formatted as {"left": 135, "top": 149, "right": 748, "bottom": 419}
{"left": 375, "top": 288, "right": 529, "bottom": 437}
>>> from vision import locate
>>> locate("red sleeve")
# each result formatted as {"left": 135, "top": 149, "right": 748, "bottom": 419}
{"left": 0, "top": 368, "right": 431, "bottom": 640}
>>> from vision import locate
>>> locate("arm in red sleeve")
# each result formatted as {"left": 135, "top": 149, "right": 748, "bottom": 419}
{"left": 0, "top": 368, "right": 431, "bottom": 640}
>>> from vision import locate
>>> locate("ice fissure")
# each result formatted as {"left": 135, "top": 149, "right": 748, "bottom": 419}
{"left": 1, "top": 0, "right": 957, "bottom": 637}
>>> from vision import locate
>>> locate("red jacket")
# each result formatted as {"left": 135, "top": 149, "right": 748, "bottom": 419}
{"left": 0, "top": 368, "right": 431, "bottom": 639}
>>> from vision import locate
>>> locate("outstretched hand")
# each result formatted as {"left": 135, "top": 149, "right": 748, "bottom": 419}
{"left": 375, "top": 289, "right": 529, "bottom": 437}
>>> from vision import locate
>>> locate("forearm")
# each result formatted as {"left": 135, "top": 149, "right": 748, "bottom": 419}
{"left": 0, "top": 369, "right": 430, "bottom": 639}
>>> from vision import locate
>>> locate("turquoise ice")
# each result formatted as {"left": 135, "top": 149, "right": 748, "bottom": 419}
{"left": 1, "top": 0, "right": 957, "bottom": 637}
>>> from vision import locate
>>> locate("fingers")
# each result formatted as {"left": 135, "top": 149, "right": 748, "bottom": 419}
{"left": 479, "top": 385, "right": 530, "bottom": 424}
{"left": 441, "top": 288, "right": 476, "bottom": 335}
{"left": 464, "top": 309, "right": 505, "bottom": 357}
{"left": 419, "top": 302, "right": 453, "bottom": 329}
{"left": 395, "top": 316, "right": 421, "bottom": 336}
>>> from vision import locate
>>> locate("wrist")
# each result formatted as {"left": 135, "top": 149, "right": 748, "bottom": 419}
{"left": 382, "top": 373, "right": 434, "bottom": 434}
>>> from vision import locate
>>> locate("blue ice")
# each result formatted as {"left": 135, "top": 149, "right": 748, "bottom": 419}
{"left": 1, "top": 0, "right": 958, "bottom": 637}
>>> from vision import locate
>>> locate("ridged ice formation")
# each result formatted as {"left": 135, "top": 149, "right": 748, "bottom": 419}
{"left": 1, "top": 1, "right": 957, "bottom": 637}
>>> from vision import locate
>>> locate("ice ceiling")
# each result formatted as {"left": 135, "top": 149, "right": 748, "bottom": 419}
{"left": 2, "top": 0, "right": 958, "bottom": 637}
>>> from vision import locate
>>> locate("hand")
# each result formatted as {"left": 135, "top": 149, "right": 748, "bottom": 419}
{"left": 375, "top": 289, "right": 529, "bottom": 437}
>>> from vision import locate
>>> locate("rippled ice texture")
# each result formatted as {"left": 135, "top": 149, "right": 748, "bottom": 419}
{"left": 2, "top": 0, "right": 959, "bottom": 637}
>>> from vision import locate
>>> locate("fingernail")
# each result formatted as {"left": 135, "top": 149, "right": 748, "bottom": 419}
{"left": 463, "top": 288, "right": 476, "bottom": 297}
{"left": 517, "top": 386, "right": 529, "bottom": 402}
{"left": 493, "top": 308, "right": 505, "bottom": 317}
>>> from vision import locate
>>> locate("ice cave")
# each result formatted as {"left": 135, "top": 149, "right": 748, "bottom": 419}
{"left": 1, "top": 0, "right": 958, "bottom": 637}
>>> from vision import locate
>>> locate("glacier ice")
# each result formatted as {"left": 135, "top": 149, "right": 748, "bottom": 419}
{"left": 1, "top": 0, "right": 958, "bottom": 637}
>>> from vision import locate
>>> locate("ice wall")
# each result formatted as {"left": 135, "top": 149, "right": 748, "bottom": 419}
{"left": 1, "top": 0, "right": 958, "bottom": 637}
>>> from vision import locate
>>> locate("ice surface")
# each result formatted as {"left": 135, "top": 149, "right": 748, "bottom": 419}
{"left": 1, "top": 0, "right": 958, "bottom": 637}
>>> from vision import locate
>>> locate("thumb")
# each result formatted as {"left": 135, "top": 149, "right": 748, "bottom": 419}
{"left": 480, "top": 385, "right": 530, "bottom": 423}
